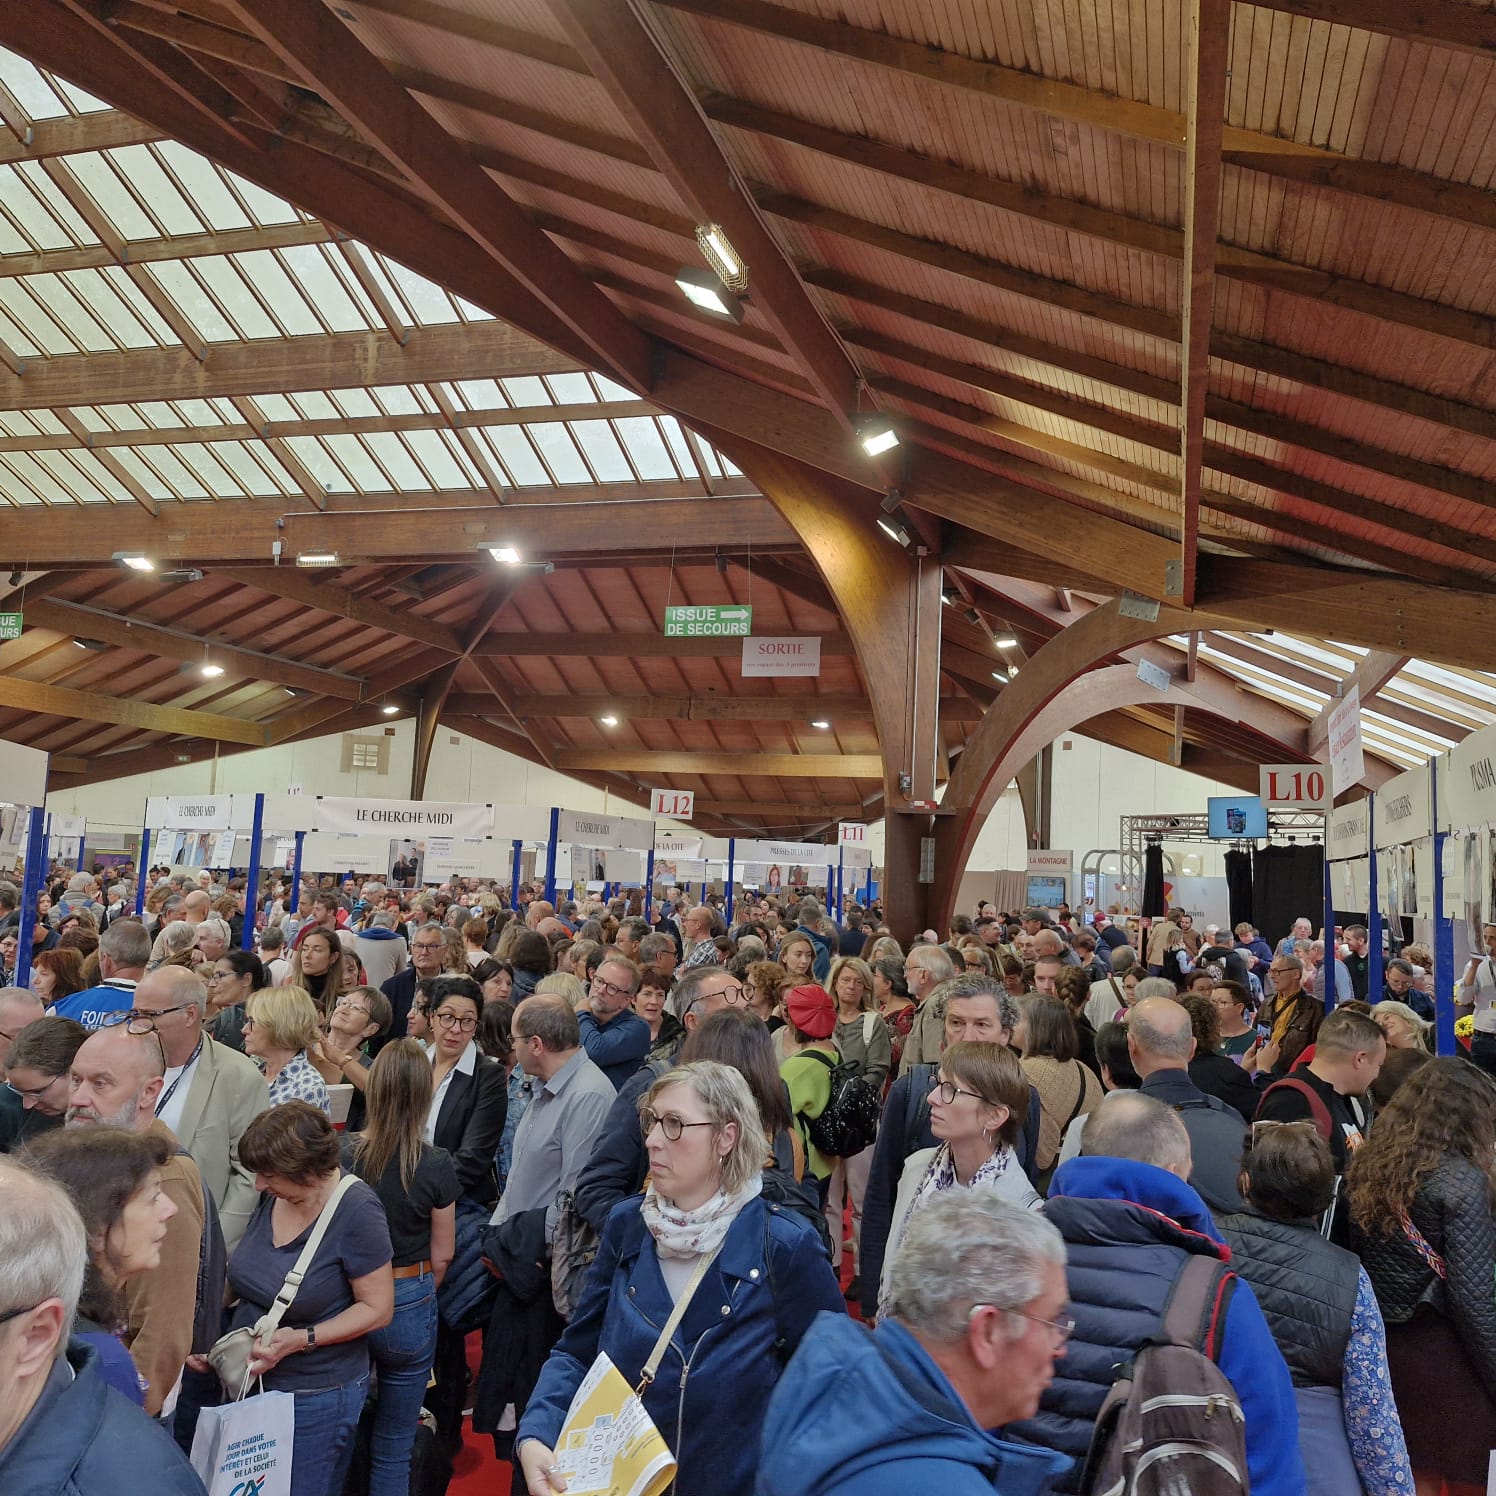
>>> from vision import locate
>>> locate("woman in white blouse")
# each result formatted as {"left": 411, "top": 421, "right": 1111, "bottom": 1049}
{"left": 876, "top": 1041, "right": 1039, "bottom": 1314}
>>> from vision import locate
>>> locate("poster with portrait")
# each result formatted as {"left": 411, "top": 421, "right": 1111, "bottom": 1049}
{"left": 387, "top": 838, "right": 424, "bottom": 890}
{"left": 1402, "top": 842, "right": 1419, "bottom": 918}
{"left": 1466, "top": 830, "right": 1486, "bottom": 948}
{"left": 1380, "top": 848, "right": 1402, "bottom": 935}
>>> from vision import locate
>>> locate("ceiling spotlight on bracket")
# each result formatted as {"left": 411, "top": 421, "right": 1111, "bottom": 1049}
{"left": 855, "top": 414, "right": 899, "bottom": 458}
{"left": 994, "top": 635, "right": 1018, "bottom": 650}
{"left": 73, "top": 637, "right": 108, "bottom": 652}
{"left": 112, "top": 551, "right": 155, "bottom": 572}
{"left": 694, "top": 223, "right": 747, "bottom": 292}
{"left": 381, "top": 703, "right": 399, "bottom": 716}
{"left": 674, "top": 265, "right": 744, "bottom": 323}
{"left": 200, "top": 662, "right": 225, "bottom": 679}
{"left": 810, "top": 719, "right": 831, "bottom": 730}
{"left": 296, "top": 551, "right": 340, "bottom": 568}
{"left": 876, "top": 515, "right": 912, "bottom": 548}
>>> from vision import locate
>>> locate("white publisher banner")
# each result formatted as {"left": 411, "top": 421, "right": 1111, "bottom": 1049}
{"left": 148, "top": 794, "right": 235, "bottom": 831}
{"left": 1327, "top": 801, "right": 1370, "bottom": 861}
{"left": 242, "top": 794, "right": 318, "bottom": 834}
{"left": 1327, "top": 687, "right": 1365, "bottom": 794}
{"left": 317, "top": 797, "right": 494, "bottom": 838}
{"left": 655, "top": 833, "right": 705, "bottom": 859}
{"left": 47, "top": 813, "right": 85, "bottom": 838}
{"left": 741, "top": 636, "right": 822, "bottom": 678}
{"left": 556, "top": 809, "right": 654, "bottom": 851}
{"left": 841, "top": 844, "right": 873, "bottom": 870}
{"left": 1443, "top": 722, "right": 1496, "bottom": 830}
{"left": 1372, "top": 763, "right": 1431, "bottom": 847}
{"left": 0, "top": 740, "right": 47, "bottom": 810}
{"left": 734, "top": 837, "right": 836, "bottom": 870}
{"left": 490, "top": 804, "right": 555, "bottom": 845}
{"left": 649, "top": 788, "right": 695, "bottom": 821}
{"left": 1027, "top": 849, "right": 1073, "bottom": 874}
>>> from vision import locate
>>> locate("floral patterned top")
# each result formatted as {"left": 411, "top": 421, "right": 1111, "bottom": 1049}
{"left": 1344, "top": 1268, "right": 1412, "bottom": 1495}
{"left": 266, "top": 1049, "right": 331, "bottom": 1115}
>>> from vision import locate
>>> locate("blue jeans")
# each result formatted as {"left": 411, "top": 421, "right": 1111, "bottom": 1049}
{"left": 367, "top": 1273, "right": 438, "bottom": 1496}
{"left": 290, "top": 1372, "right": 368, "bottom": 1496}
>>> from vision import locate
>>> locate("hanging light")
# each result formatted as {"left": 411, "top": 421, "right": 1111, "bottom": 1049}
{"left": 694, "top": 223, "right": 747, "bottom": 292}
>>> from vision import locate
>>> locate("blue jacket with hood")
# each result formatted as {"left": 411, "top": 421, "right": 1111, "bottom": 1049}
{"left": 757, "top": 1313, "right": 1070, "bottom": 1496}
{"left": 1005, "top": 1155, "right": 1305, "bottom": 1496}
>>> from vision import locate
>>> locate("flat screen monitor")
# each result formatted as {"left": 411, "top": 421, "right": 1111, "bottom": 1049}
{"left": 1026, "top": 875, "right": 1069, "bottom": 909}
{"left": 1207, "top": 795, "right": 1268, "bottom": 840}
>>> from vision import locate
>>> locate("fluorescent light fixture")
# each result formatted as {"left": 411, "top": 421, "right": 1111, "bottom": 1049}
{"left": 73, "top": 637, "right": 107, "bottom": 652}
{"left": 694, "top": 224, "right": 747, "bottom": 291}
{"left": 296, "top": 551, "right": 340, "bottom": 568}
{"left": 674, "top": 266, "right": 744, "bottom": 323}
{"left": 200, "top": 662, "right": 225, "bottom": 679}
{"left": 381, "top": 703, "right": 399, "bottom": 715}
{"left": 599, "top": 714, "right": 619, "bottom": 727}
{"left": 488, "top": 545, "right": 522, "bottom": 565}
{"left": 810, "top": 719, "right": 831, "bottom": 730}
{"left": 994, "top": 636, "right": 1018, "bottom": 649}
{"left": 857, "top": 419, "right": 899, "bottom": 458}
{"left": 113, "top": 552, "right": 154, "bottom": 572}
{"left": 992, "top": 671, "right": 1005, "bottom": 682}
{"left": 284, "top": 687, "right": 303, "bottom": 697}
{"left": 876, "top": 515, "right": 911, "bottom": 547}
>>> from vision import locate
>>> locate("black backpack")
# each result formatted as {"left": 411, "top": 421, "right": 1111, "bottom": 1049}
{"left": 801, "top": 1048, "right": 881, "bottom": 1158}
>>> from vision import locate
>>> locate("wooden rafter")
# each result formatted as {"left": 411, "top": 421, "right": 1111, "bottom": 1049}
{"left": 0, "top": 673, "right": 267, "bottom": 744}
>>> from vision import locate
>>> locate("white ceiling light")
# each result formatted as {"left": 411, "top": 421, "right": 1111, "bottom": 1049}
{"left": 381, "top": 703, "right": 399, "bottom": 716}
{"left": 811, "top": 719, "right": 831, "bottom": 729}
{"left": 994, "top": 636, "right": 1018, "bottom": 649}
{"left": 113, "top": 551, "right": 155, "bottom": 572}
{"left": 488, "top": 545, "right": 522, "bottom": 565}
{"left": 694, "top": 223, "right": 747, "bottom": 291}
{"left": 876, "top": 515, "right": 911, "bottom": 547}
{"left": 674, "top": 266, "right": 745, "bottom": 323}
{"left": 599, "top": 714, "right": 619, "bottom": 727}
{"left": 296, "top": 551, "right": 340, "bottom": 568}
{"left": 856, "top": 416, "right": 899, "bottom": 457}
{"left": 200, "top": 662, "right": 225, "bottom": 679}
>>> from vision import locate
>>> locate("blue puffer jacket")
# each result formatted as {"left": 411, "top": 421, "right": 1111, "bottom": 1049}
{"left": 518, "top": 1193, "right": 845, "bottom": 1496}
{"left": 757, "top": 1314, "right": 1070, "bottom": 1496}
{"left": 0, "top": 1340, "right": 206, "bottom": 1495}
{"left": 1005, "top": 1155, "right": 1305, "bottom": 1496}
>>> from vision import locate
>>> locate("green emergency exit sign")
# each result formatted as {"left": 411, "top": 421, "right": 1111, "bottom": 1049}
{"left": 663, "top": 604, "right": 753, "bottom": 638}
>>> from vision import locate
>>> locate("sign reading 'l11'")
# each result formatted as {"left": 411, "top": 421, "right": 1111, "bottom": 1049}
{"left": 663, "top": 604, "right": 753, "bottom": 637}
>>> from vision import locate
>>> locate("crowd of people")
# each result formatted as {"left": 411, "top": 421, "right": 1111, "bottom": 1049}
{"left": 0, "top": 863, "right": 1492, "bottom": 1496}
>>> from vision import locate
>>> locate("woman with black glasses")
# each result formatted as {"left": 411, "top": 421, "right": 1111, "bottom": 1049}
{"left": 204, "top": 948, "right": 266, "bottom": 1054}
{"left": 2, "top": 1016, "right": 87, "bottom": 1151}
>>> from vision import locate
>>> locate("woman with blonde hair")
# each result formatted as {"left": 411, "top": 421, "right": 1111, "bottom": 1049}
{"left": 245, "top": 986, "right": 330, "bottom": 1114}
{"left": 347, "top": 1040, "right": 458, "bottom": 1496}
{"left": 535, "top": 971, "right": 588, "bottom": 1011}
{"left": 517, "top": 1060, "right": 842, "bottom": 1496}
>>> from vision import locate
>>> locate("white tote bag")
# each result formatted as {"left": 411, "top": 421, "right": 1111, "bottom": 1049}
{"left": 190, "top": 1387, "right": 296, "bottom": 1496}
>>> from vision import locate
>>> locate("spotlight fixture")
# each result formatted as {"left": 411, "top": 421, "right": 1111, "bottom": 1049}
{"left": 296, "top": 551, "right": 340, "bottom": 568}
{"left": 810, "top": 719, "right": 831, "bottom": 730}
{"left": 876, "top": 515, "right": 912, "bottom": 547}
{"left": 381, "top": 703, "right": 399, "bottom": 716}
{"left": 1007, "top": 664, "right": 1019, "bottom": 678}
{"left": 113, "top": 551, "right": 155, "bottom": 572}
{"left": 992, "top": 671, "right": 1004, "bottom": 682}
{"left": 7, "top": 569, "right": 21, "bottom": 587}
{"left": 200, "top": 662, "right": 225, "bottom": 679}
{"left": 283, "top": 687, "right": 305, "bottom": 697}
{"left": 855, "top": 415, "right": 899, "bottom": 458}
{"left": 964, "top": 607, "right": 982, "bottom": 627}
{"left": 694, "top": 223, "right": 747, "bottom": 292}
{"left": 940, "top": 589, "right": 957, "bottom": 607}
{"left": 488, "top": 545, "right": 522, "bottom": 565}
{"left": 73, "top": 637, "right": 107, "bottom": 652}
{"left": 994, "top": 636, "right": 1018, "bottom": 649}
{"left": 599, "top": 714, "right": 619, "bottom": 727}
{"left": 674, "top": 266, "right": 745, "bottom": 323}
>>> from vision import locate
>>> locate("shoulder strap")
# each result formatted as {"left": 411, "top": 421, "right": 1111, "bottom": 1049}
{"left": 257, "top": 1173, "right": 360, "bottom": 1339}
{"left": 863, "top": 1010, "right": 878, "bottom": 1046}
{"left": 1062, "top": 1065, "right": 1089, "bottom": 1129}
{"left": 905, "top": 1062, "right": 934, "bottom": 1146}
{"left": 635, "top": 1245, "right": 721, "bottom": 1391}
{"left": 1160, "top": 1253, "right": 1235, "bottom": 1361}
{"left": 1259, "top": 1077, "right": 1335, "bottom": 1143}
{"left": 803, "top": 1048, "right": 837, "bottom": 1073}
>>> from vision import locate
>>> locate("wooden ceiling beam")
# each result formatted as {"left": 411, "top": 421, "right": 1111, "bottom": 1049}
{"left": 18, "top": 599, "right": 368, "bottom": 700}
{"left": 1307, "top": 650, "right": 1411, "bottom": 752}
{"left": 553, "top": 749, "right": 883, "bottom": 778}
{"left": 550, "top": 0, "right": 865, "bottom": 432}
{"left": 219, "top": 0, "right": 652, "bottom": 391}
{"left": 494, "top": 693, "right": 953, "bottom": 723}
{"left": 0, "top": 220, "right": 337, "bottom": 279}
{"left": 1248, "top": 0, "right": 1496, "bottom": 59}
{"left": 0, "top": 108, "right": 162, "bottom": 162}
{"left": 0, "top": 674, "right": 266, "bottom": 745}
{"left": 1177, "top": 0, "right": 1230, "bottom": 606}
{"left": 8, "top": 496, "right": 795, "bottom": 567}
{"left": 470, "top": 632, "right": 855, "bottom": 659}
{"left": 0, "top": 320, "right": 576, "bottom": 411}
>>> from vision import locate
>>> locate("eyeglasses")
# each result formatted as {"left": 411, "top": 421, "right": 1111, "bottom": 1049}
{"left": 333, "top": 997, "right": 371, "bottom": 1014}
{"left": 241, "top": 1016, "right": 257, "bottom": 1032}
{"left": 0, "top": 1301, "right": 39, "bottom": 1328}
{"left": 970, "top": 1301, "right": 1075, "bottom": 1344}
{"left": 929, "top": 1078, "right": 992, "bottom": 1107}
{"left": 639, "top": 1108, "right": 717, "bottom": 1141}
{"left": 207, "top": 969, "right": 240, "bottom": 982}
{"left": 412, "top": 941, "right": 444, "bottom": 953}
{"left": 434, "top": 1011, "right": 478, "bottom": 1032}
{"left": 685, "top": 982, "right": 747, "bottom": 1012}
{"left": 101, "top": 1003, "right": 194, "bottom": 1033}
{"left": 590, "top": 977, "right": 632, "bottom": 1001}
{"left": 6, "top": 1074, "right": 62, "bottom": 1100}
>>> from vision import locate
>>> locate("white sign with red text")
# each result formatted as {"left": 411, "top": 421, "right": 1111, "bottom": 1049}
{"left": 839, "top": 822, "right": 867, "bottom": 844}
{"left": 741, "top": 636, "right": 822, "bottom": 678}
{"left": 1259, "top": 764, "right": 1332, "bottom": 811}
{"left": 649, "top": 788, "right": 695, "bottom": 821}
{"left": 1327, "top": 688, "right": 1364, "bottom": 794}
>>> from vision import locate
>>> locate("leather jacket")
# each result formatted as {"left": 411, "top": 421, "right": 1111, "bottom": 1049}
{"left": 1354, "top": 1154, "right": 1496, "bottom": 1400}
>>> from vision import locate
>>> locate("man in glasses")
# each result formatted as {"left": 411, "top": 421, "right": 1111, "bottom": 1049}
{"left": 116, "top": 966, "right": 268, "bottom": 1252}
{"left": 577, "top": 955, "right": 650, "bottom": 1092}
{"left": 1004, "top": 1092, "right": 1305, "bottom": 1496}
{"left": 379, "top": 921, "right": 449, "bottom": 1051}
{"left": 0, "top": 1158, "right": 205, "bottom": 1492}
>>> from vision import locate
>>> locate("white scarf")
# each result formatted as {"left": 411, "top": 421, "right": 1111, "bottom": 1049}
{"left": 640, "top": 1173, "right": 763, "bottom": 1260}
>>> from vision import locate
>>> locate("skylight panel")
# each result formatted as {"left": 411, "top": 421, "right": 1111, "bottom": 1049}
{"left": 379, "top": 260, "right": 458, "bottom": 325}
{"left": 135, "top": 402, "right": 186, "bottom": 429}
{"left": 186, "top": 257, "right": 279, "bottom": 340}
{"left": 330, "top": 389, "right": 379, "bottom": 420}
{"left": 145, "top": 262, "right": 237, "bottom": 342}
{"left": 568, "top": 420, "right": 632, "bottom": 482}
{"left": 593, "top": 375, "right": 635, "bottom": 401}
{"left": 500, "top": 376, "right": 551, "bottom": 407}
{"left": 286, "top": 392, "right": 340, "bottom": 422}
{"left": 452, "top": 294, "right": 493, "bottom": 322}
{"left": 137, "top": 444, "right": 210, "bottom": 499}
{"left": 221, "top": 169, "right": 302, "bottom": 227}
{"left": 64, "top": 450, "right": 134, "bottom": 503}
{"left": 361, "top": 432, "right": 429, "bottom": 491}
{"left": 253, "top": 395, "right": 297, "bottom": 423}
{"left": 276, "top": 245, "right": 367, "bottom": 332}
{"left": 175, "top": 400, "right": 222, "bottom": 429}
{"left": 371, "top": 385, "right": 425, "bottom": 416}
{"left": 281, "top": 437, "right": 351, "bottom": 492}
{"left": 657, "top": 416, "right": 697, "bottom": 476}
{"left": 2, "top": 173, "right": 77, "bottom": 251}
{"left": 153, "top": 143, "right": 252, "bottom": 232}
{"left": 450, "top": 379, "right": 506, "bottom": 411}
{"left": 16, "top": 161, "right": 97, "bottom": 247}
{"left": 88, "top": 267, "right": 174, "bottom": 348}
{"left": 0, "top": 49, "right": 69, "bottom": 119}
{"left": 208, "top": 441, "right": 287, "bottom": 497}
{"left": 108, "top": 448, "right": 175, "bottom": 502}
{"left": 23, "top": 275, "right": 114, "bottom": 351}
{"left": 319, "top": 434, "right": 389, "bottom": 491}
{"left": 50, "top": 78, "right": 112, "bottom": 114}
{"left": 525, "top": 423, "right": 591, "bottom": 484}
{"left": 0, "top": 280, "right": 71, "bottom": 355}
{"left": 544, "top": 372, "right": 597, "bottom": 405}
{"left": 1, "top": 451, "right": 70, "bottom": 503}
{"left": 234, "top": 250, "right": 322, "bottom": 337}
{"left": 105, "top": 146, "right": 200, "bottom": 235}
{"left": 67, "top": 154, "right": 160, "bottom": 242}
{"left": 404, "top": 429, "right": 472, "bottom": 490}
{"left": 613, "top": 418, "right": 677, "bottom": 481}
{"left": 480, "top": 426, "right": 547, "bottom": 486}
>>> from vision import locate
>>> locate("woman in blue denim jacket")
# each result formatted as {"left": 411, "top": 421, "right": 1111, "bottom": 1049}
{"left": 346, "top": 1040, "right": 459, "bottom": 1496}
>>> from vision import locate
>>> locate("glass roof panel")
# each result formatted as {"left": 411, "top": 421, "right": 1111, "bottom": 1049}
{"left": 1, "top": 173, "right": 75, "bottom": 251}
{"left": 379, "top": 260, "right": 458, "bottom": 325}
{"left": 51, "top": 78, "right": 111, "bottom": 114}
{"left": 544, "top": 372, "right": 597, "bottom": 405}
{"left": 479, "top": 426, "right": 548, "bottom": 486}
{"left": 567, "top": 420, "right": 633, "bottom": 482}
{"left": 143, "top": 261, "right": 237, "bottom": 342}
{"left": 501, "top": 376, "right": 551, "bottom": 407}
{"left": 371, "top": 386, "right": 427, "bottom": 416}
{"left": 24, "top": 273, "right": 113, "bottom": 351}
{"left": 16, "top": 162, "right": 97, "bottom": 246}
{"left": 404, "top": 429, "right": 473, "bottom": 489}
{"left": 66, "top": 153, "right": 159, "bottom": 242}
{"left": 359, "top": 432, "right": 428, "bottom": 490}
{"left": 286, "top": 392, "right": 340, "bottom": 421}
{"left": 525, "top": 423, "right": 591, "bottom": 484}
{"left": 319, "top": 434, "right": 391, "bottom": 491}
{"left": 329, "top": 388, "right": 379, "bottom": 420}
{"left": 234, "top": 251, "right": 323, "bottom": 337}
{"left": 152, "top": 143, "right": 252, "bottom": 232}
{"left": 282, "top": 437, "right": 353, "bottom": 493}
{"left": 0, "top": 280, "right": 70, "bottom": 354}
{"left": 221, "top": 170, "right": 303, "bottom": 227}
{"left": 613, "top": 417, "right": 678, "bottom": 481}
{"left": 450, "top": 379, "right": 507, "bottom": 411}
{"left": 275, "top": 245, "right": 372, "bottom": 334}
{"left": 104, "top": 146, "right": 201, "bottom": 236}
{"left": 0, "top": 50, "right": 68, "bottom": 118}
{"left": 209, "top": 441, "right": 289, "bottom": 497}
{"left": 87, "top": 268, "right": 171, "bottom": 348}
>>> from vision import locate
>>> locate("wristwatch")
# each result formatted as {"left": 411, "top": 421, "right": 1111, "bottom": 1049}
{"left": 305, "top": 1324, "right": 317, "bottom": 1348}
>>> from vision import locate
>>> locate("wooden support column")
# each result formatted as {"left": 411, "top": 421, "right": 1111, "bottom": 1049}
{"left": 411, "top": 661, "right": 460, "bottom": 798}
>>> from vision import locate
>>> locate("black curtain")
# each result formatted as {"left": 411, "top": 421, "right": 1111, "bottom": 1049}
{"left": 1141, "top": 842, "right": 1166, "bottom": 918}
{"left": 1251, "top": 844, "right": 1324, "bottom": 945}
{"left": 1224, "top": 848, "right": 1253, "bottom": 933}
